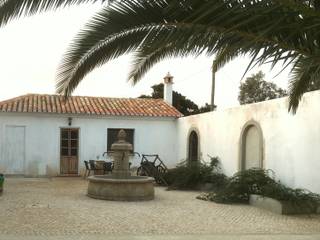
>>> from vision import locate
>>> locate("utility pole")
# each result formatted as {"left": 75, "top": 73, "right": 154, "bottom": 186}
{"left": 211, "top": 60, "right": 216, "bottom": 111}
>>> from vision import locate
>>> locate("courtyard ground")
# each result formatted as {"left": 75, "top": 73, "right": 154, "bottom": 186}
{"left": 0, "top": 177, "right": 320, "bottom": 239}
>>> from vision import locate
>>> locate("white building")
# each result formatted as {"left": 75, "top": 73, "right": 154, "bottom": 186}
{"left": 1, "top": 75, "right": 320, "bottom": 193}
{"left": 0, "top": 90, "right": 181, "bottom": 176}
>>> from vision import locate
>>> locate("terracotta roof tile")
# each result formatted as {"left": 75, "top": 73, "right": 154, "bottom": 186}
{"left": 0, "top": 94, "right": 183, "bottom": 118}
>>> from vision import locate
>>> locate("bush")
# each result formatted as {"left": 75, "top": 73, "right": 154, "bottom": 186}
{"left": 0, "top": 174, "right": 4, "bottom": 191}
{"left": 164, "top": 161, "right": 210, "bottom": 190}
{"left": 201, "top": 169, "right": 320, "bottom": 207}
{"left": 207, "top": 169, "right": 276, "bottom": 203}
{"left": 163, "top": 156, "right": 228, "bottom": 190}
{"left": 261, "top": 182, "right": 320, "bottom": 208}
{"left": 166, "top": 158, "right": 320, "bottom": 208}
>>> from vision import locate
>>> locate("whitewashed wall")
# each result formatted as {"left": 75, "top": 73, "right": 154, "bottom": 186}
{"left": 2, "top": 90, "right": 320, "bottom": 193}
{"left": 0, "top": 113, "right": 177, "bottom": 176}
{"left": 177, "top": 90, "right": 320, "bottom": 193}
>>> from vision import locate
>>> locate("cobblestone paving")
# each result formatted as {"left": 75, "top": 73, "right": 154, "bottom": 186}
{"left": 0, "top": 178, "right": 320, "bottom": 237}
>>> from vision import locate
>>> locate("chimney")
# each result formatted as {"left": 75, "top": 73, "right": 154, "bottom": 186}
{"left": 163, "top": 72, "right": 174, "bottom": 105}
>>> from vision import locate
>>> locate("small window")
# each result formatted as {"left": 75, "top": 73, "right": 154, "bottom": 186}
{"left": 107, "top": 128, "right": 134, "bottom": 151}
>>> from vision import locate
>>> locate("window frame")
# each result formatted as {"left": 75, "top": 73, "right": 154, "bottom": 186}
{"left": 107, "top": 128, "right": 135, "bottom": 152}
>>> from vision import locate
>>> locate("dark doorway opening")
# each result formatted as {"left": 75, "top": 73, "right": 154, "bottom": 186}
{"left": 188, "top": 131, "right": 199, "bottom": 162}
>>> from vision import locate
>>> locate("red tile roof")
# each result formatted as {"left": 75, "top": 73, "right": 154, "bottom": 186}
{"left": 0, "top": 94, "right": 183, "bottom": 118}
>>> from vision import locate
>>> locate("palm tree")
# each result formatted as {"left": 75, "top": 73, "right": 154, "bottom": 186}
{"left": 1, "top": 0, "right": 320, "bottom": 112}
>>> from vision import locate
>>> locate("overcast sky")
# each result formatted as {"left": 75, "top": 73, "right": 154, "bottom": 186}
{"left": 0, "top": 3, "right": 291, "bottom": 109}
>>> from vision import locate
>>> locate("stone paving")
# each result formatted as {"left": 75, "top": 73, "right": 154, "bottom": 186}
{"left": 0, "top": 178, "right": 320, "bottom": 237}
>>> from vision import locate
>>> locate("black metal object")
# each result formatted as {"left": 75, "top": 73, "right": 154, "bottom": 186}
{"left": 102, "top": 151, "right": 114, "bottom": 158}
{"left": 136, "top": 154, "right": 168, "bottom": 185}
{"left": 86, "top": 160, "right": 113, "bottom": 177}
{"left": 103, "top": 162, "right": 113, "bottom": 173}
{"left": 103, "top": 151, "right": 136, "bottom": 170}
{"left": 83, "top": 160, "right": 91, "bottom": 178}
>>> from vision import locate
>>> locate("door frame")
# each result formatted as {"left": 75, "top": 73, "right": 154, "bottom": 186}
{"left": 59, "top": 127, "right": 80, "bottom": 175}
{"left": 3, "top": 125, "right": 26, "bottom": 175}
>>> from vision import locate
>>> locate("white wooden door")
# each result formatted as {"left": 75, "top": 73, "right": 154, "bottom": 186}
{"left": 244, "top": 126, "right": 261, "bottom": 169}
{"left": 3, "top": 126, "right": 26, "bottom": 174}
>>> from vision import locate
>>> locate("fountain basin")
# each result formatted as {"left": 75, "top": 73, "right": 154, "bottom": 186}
{"left": 87, "top": 175, "right": 155, "bottom": 201}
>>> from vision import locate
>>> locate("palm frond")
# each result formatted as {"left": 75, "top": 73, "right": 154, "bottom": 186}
{"left": 3, "top": 0, "right": 320, "bottom": 112}
{"left": 288, "top": 56, "right": 320, "bottom": 113}
{"left": 56, "top": 1, "right": 170, "bottom": 94}
{"left": 0, "top": 0, "right": 107, "bottom": 27}
{"left": 57, "top": 0, "right": 313, "bottom": 93}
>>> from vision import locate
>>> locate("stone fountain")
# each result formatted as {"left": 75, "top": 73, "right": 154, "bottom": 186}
{"left": 87, "top": 129, "right": 155, "bottom": 201}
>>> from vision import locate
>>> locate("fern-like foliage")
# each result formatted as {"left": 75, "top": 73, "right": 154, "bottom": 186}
{"left": 1, "top": 0, "right": 320, "bottom": 112}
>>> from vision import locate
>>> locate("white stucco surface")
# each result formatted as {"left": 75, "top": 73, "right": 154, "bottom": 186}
{"left": 1, "top": 90, "right": 320, "bottom": 194}
{"left": 0, "top": 113, "right": 177, "bottom": 176}
{"left": 164, "top": 82, "right": 173, "bottom": 105}
{"left": 177, "top": 90, "right": 320, "bottom": 193}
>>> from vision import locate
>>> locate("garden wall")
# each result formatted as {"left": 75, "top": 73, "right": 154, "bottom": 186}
{"left": 176, "top": 90, "right": 320, "bottom": 193}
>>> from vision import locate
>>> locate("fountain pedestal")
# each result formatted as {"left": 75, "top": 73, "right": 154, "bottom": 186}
{"left": 87, "top": 129, "right": 155, "bottom": 201}
{"left": 110, "top": 129, "right": 132, "bottom": 178}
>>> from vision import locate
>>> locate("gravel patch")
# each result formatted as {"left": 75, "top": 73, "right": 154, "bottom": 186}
{"left": 0, "top": 177, "right": 319, "bottom": 236}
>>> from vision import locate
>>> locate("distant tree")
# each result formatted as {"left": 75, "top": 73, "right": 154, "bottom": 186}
{"left": 199, "top": 103, "right": 214, "bottom": 113}
{"left": 238, "top": 71, "right": 287, "bottom": 105}
{"left": 139, "top": 84, "right": 212, "bottom": 116}
{"left": 306, "top": 79, "right": 320, "bottom": 92}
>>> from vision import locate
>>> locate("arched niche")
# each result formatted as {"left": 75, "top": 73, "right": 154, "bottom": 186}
{"left": 239, "top": 121, "right": 264, "bottom": 170}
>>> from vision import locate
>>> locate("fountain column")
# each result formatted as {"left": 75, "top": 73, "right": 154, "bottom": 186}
{"left": 111, "top": 129, "right": 132, "bottom": 178}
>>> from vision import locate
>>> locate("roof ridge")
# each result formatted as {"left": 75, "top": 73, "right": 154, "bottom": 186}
{"left": 0, "top": 93, "right": 167, "bottom": 102}
{"left": 0, "top": 93, "right": 183, "bottom": 118}
{"left": 0, "top": 94, "right": 34, "bottom": 105}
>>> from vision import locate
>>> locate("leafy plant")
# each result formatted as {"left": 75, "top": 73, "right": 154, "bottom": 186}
{"left": 261, "top": 182, "right": 320, "bottom": 208}
{"left": 163, "top": 156, "right": 228, "bottom": 190}
{"left": 207, "top": 169, "right": 276, "bottom": 203}
{"left": 0, "top": 174, "right": 4, "bottom": 189}
{"left": 200, "top": 168, "right": 320, "bottom": 207}
{"left": 164, "top": 161, "right": 207, "bottom": 190}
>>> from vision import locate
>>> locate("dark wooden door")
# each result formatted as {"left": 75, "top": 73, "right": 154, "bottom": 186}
{"left": 188, "top": 131, "right": 198, "bottom": 162}
{"left": 60, "top": 128, "right": 79, "bottom": 174}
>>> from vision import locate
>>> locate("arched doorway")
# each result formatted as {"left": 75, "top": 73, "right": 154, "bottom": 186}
{"left": 188, "top": 130, "right": 199, "bottom": 162}
{"left": 240, "top": 122, "right": 263, "bottom": 170}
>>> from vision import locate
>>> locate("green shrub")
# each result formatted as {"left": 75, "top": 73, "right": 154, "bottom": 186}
{"left": 164, "top": 161, "right": 209, "bottom": 190}
{"left": 261, "top": 182, "right": 320, "bottom": 208}
{"left": 202, "top": 168, "right": 320, "bottom": 207}
{"left": 0, "top": 174, "right": 4, "bottom": 189}
{"left": 206, "top": 169, "right": 274, "bottom": 203}
{"left": 163, "top": 156, "right": 228, "bottom": 190}
{"left": 204, "top": 172, "right": 229, "bottom": 191}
